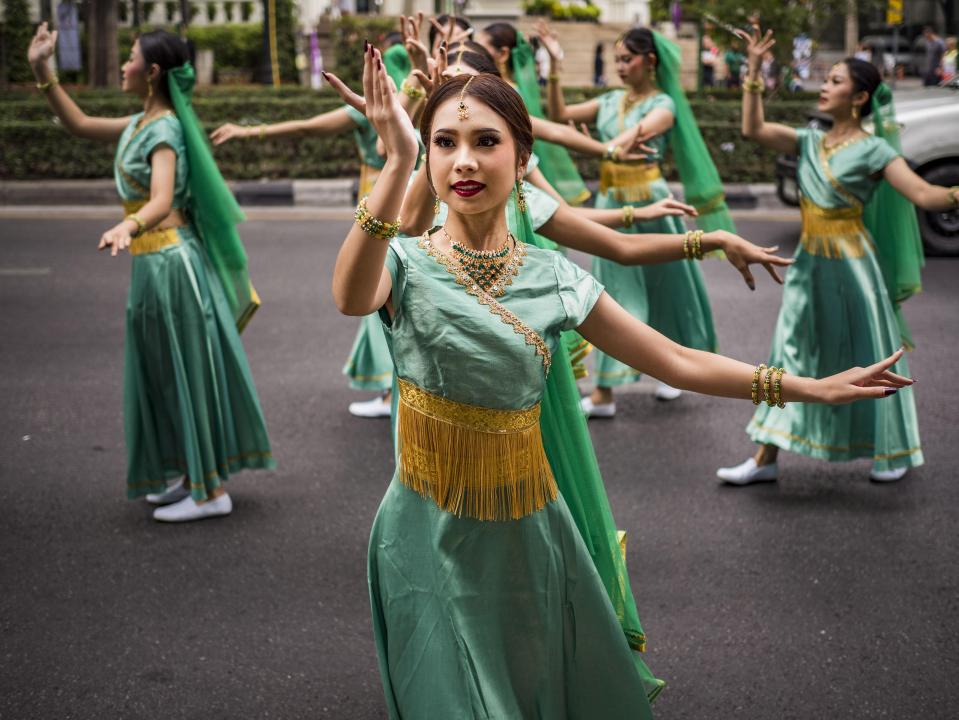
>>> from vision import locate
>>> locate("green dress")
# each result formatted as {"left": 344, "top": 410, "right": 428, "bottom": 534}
{"left": 370, "top": 234, "right": 654, "bottom": 719}
{"left": 116, "top": 112, "right": 273, "bottom": 500}
{"left": 592, "top": 90, "right": 717, "bottom": 387}
{"left": 748, "top": 129, "right": 923, "bottom": 473}
{"left": 342, "top": 106, "right": 393, "bottom": 393}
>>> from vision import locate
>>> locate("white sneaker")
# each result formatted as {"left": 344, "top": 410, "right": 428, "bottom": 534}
{"left": 654, "top": 382, "right": 683, "bottom": 401}
{"left": 581, "top": 396, "right": 616, "bottom": 418}
{"left": 349, "top": 394, "right": 392, "bottom": 418}
{"left": 153, "top": 493, "right": 233, "bottom": 523}
{"left": 716, "top": 457, "right": 778, "bottom": 485}
{"left": 869, "top": 466, "right": 908, "bottom": 483}
{"left": 145, "top": 481, "right": 190, "bottom": 506}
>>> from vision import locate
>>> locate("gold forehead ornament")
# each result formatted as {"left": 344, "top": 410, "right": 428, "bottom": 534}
{"left": 458, "top": 75, "right": 474, "bottom": 121}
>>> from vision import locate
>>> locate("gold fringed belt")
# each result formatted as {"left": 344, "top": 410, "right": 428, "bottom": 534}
{"left": 358, "top": 163, "right": 383, "bottom": 198}
{"left": 799, "top": 197, "right": 871, "bottom": 259}
{"left": 396, "top": 378, "right": 557, "bottom": 521}
{"left": 122, "top": 200, "right": 183, "bottom": 256}
{"left": 599, "top": 162, "right": 662, "bottom": 203}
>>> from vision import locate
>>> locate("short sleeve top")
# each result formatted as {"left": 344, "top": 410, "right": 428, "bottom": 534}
{"left": 114, "top": 112, "right": 190, "bottom": 207}
{"left": 595, "top": 90, "right": 675, "bottom": 162}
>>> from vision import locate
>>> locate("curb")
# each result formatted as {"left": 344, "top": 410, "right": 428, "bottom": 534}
{"left": 0, "top": 178, "right": 793, "bottom": 211}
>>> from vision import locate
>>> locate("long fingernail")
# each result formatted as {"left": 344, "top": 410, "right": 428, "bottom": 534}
{"left": 376, "top": 58, "right": 381, "bottom": 70}
{"left": 884, "top": 388, "right": 898, "bottom": 396}
{"left": 365, "top": 39, "right": 370, "bottom": 52}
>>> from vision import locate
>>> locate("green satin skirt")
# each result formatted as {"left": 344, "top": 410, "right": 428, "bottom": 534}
{"left": 592, "top": 178, "right": 717, "bottom": 387}
{"left": 124, "top": 226, "right": 274, "bottom": 501}
{"left": 368, "top": 479, "right": 655, "bottom": 720}
{"left": 343, "top": 313, "right": 394, "bottom": 392}
{"left": 748, "top": 244, "right": 923, "bottom": 472}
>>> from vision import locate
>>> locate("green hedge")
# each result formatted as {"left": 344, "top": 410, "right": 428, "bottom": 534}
{"left": 0, "top": 86, "right": 815, "bottom": 181}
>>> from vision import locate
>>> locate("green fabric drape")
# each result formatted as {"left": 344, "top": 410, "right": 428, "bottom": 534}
{"left": 383, "top": 44, "right": 411, "bottom": 91}
{"left": 168, "top": 63, "right": 258, "bottom": 331}
{"left": 506, "top": 190, "right": 665, "bottom": 702}
{"left": 863, "top": 83, "right": 924, "bottom": 348}
{"left": 652, "top": 32, "right": 737, "bottom": 234}
{"left": 512, "top": 33, "right": 591, "bottom": 205}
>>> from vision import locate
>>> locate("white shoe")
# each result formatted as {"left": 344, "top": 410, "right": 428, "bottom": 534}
{"left": 581, "top": 396, "right": 616, "bottom": 418}
{"left": 349, "top": 394, "right": 392, "bottom": 418}
{"left": 717, "top": 457, "right": 778, "bottom": 485}
{"left": 145, "top": 481, "right": 190, "bottom": 506}
{"left": 153, "top": 493, "right": 232, "bottom": 522}
{"left": 654, "top": 382, "right": 683, "bottom": 401}
{"left": 870, "top": 466, "right": 908, "bottom": 483}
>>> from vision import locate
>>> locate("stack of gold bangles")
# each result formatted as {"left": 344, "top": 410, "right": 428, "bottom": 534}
{"left": 683, "top": 229, "right": 705, "bottom": 260}
{"left": 751, "top": 363, "right": 786, "bottom": 407}
{"left": 125, "top": 213, "right": 147, "bottom": 237}
{"left": 743, "top": 78, "right": 764, "bottom": 94}
{"left": 622, "top": 205, "right": 634, "bottom": 228}
{"left": 355, "top": 196, "right": 401, "bottom": 241}
{"left": 400, "top": 78, "right": 426, "bottom": 100}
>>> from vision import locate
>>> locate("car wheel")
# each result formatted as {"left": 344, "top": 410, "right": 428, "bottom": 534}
{"left": 917, "top": 163, "right": 959, "bottom": 257}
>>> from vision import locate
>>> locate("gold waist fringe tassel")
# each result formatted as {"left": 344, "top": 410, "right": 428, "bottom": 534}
{"left": 799, "top": 197, "right": 870, "bottom": 259}
{"left": 397, "top": 378, "right": 557, "bottom": 521}
{"left": 599, "top": 161, "right": 662, "bottom": 204}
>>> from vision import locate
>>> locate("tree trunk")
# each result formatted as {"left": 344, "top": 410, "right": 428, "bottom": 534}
{"left": 844, "top": 0, "right": 858, "bottom": 57}
{"left": 87, "top": 0, "right": 119, "bottom": 88}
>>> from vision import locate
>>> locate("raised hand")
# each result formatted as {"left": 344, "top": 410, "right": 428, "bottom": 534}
{"left": 362, "top": 44, "right": 418, "bottom": 163}
{"left": 708, "top": 230, "right": 793, "bottom": 290}
{"left": 402, "top": 13, "right": 431, "bottom": 74}
{"left": 209, "top": 123, "right": 249, "bottom": 146}
{"left": 28, "top": 21, "right": 58, "bottom": 70}
{"left": 428, "top": 15, "right": 472, "bottom": 53}
{"left": 532, "top": 19, "right": 563, "bottom": 62}
{"left": 733, "top": 26, "right": 775, "bottom": 72}
{"left": 817, "top": 349, "right": 913, "bottom": 404}
{"left": 411, "top": 42, "right": 449, "bottom": 97}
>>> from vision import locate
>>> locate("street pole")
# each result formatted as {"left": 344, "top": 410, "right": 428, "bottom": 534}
{"left": 256, "top": 0, "right": 281, "bottom": 87}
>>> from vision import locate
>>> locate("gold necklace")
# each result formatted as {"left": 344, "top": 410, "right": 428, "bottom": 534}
{"left": 441, "top": 228, "right": 521, "bottom": 297}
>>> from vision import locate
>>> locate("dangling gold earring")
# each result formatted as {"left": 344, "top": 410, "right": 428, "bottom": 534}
{"left": 433, "top": 195, "right": 440, "bottom": 215}
{"left": 147, "top": 80, "right": 154, "bottom": 99}
{"left": 852, "top": 104, "right": 860, "bottom": 121}
{"left": 516, "top": 181, "right": 527, "bottom": 213}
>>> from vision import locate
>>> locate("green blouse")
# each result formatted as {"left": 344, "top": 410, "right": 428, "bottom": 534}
{"left": 114, "top": 112, "right": 189, "bottom": 208}
{"left": 383, "top": 235, "right": 603, "bottom": 410}
{"left": 345, "top": 105, "right": 386, "bottom": 170}
{"left": 796, "top": 128, "right": 899, "bottom": 208}
{"left": 595, "top": 90, "right": 676, "bottom": 163}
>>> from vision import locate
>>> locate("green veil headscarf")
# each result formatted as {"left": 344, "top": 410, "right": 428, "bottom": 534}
{"left": 168, "top": 63, "right": 259, "bottom": 331}
{"left": 506, "top": 187, "right": 666, "bottom": 702}
{"left": 383, "top": 43, "right": 411, "bottom": 91}
{"left": 863, "top": 83, "right": 924, "bottom": 348}
{"left": 652, "top": 32, "right": 737, "bottom": 235}
{"left": 512, "top": 33, "right": 592, "bottom": 205}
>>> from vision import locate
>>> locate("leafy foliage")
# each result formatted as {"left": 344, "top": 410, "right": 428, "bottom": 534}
{"left": 2, "top": 0, "right": 35, "bottom": 83}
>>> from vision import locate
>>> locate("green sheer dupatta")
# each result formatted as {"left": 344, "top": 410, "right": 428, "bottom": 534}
{"left": 507, "top": 191, "right": 666, "bottom": 701}
{"left": 168, "top": 64, "right": 259, "bottom": 331}
{"left": 864, "top": 84, "right": 924, "bottom": 348}
{"left": 512, "top": 34, "right": 591, "bottom": 206}
{"left": 652, "top": 32, "right": 736, "bottom": 235}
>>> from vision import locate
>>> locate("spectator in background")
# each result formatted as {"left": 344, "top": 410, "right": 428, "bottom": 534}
{"left": 724, "top": 40, "right": 745, "bottom": 88}
{"left": 761, "top": 49, "right": 779, "bottom": 91}
{"left": 533, "top": 36, "right": 550, "bottom": 86}
{"left": 942, "top": 37, "right": 957, "bottom": 82}
{"left": 922, "top": 26, "right": 945, "bottom": 85}
{"left": 854, "top": 42, "right": 872, "bottom": 63}
{"left": 701, "top": 32, "right": 718, "bottom": 87}
{"left": 593, "top": 42, "right": 606, "bottom": 87}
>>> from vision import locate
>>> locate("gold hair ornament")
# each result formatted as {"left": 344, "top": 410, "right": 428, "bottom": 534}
{"left": 457, "top": 76, "right": 474, "bottom": 121}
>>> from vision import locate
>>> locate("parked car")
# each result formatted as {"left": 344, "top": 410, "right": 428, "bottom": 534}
{"left": 775, "top": 76, "right": 959, "bottom": 255}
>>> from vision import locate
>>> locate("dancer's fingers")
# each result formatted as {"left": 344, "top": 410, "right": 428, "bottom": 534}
{"left": 323, "top": 72, "right": 366, "bottom": 113}
{"left": 762, "top": 262, "right": 784, "bottom": 285}
{"left": 738, "top": 263, "right": 756, "bottom": 291}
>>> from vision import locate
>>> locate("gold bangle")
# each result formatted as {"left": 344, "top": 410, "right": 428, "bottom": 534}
{"left": 125, "top": 213, "right": 147, "bottom": 237}
{"left": 400, "top": 78, "right": 426, "bottom": 100}
{"left": 622, "top": 205, "right": 634, "bottom": 228}
{"left": 751, "top": 363, "right": 767, "bottom": 405}
{"left": 36, "top": 76, "right": 59, "bottom": 92}
{"left": 548, "top": 74, "right": 560, "bottom": 82}
{"left": 763, "top": 365, "right": 775, "bottom": 407}
{"left": 258, "top": 124, "right": 266, "bottom": 140}
{"left": 354, "top": 196, "right": 401, "bottom": 241}
{"left": 684, "top": 229, "right": 704, "bottom": 260}
{"left": 772, "top": 367, "right": 786, "bottom": 408}
{"left": 742, "top": 78, "right": 764, "bottom": 94}
{"left": 949, "top": 186, "right": 959, "bottom": 207}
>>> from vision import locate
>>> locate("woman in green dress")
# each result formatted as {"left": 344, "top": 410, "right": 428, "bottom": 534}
{"left": 28, "top": 26, "right": 273, "bottom": 521}
{"left": 333, "top": 48, "right": 909, "bottom": 718}
{"left": 718, "top": 27, "right": 959, "bottom": 485}
{"left": 542, "top": 26, "right": 738, "bottom": 412}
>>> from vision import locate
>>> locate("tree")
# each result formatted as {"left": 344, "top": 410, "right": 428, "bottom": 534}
{"left": 87, "top": 0, "right": 120, "bottom": 88}
{"left": 2, "top": 0, "right": 35, "bottom": 84}
{"left": 255, "top": 0, "right": 298, "bottom": 85}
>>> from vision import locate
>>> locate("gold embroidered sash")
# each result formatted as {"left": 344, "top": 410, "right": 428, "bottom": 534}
{"left": 121, "top": 200, "right": 182, "bottom": 256}
{"left": 799, "top": 197, "right": 871, "bottom": 259}
{"left": 396, "top": 378, "right": 557, "bottom": 521}
{"left": 599, "top": 161, "right": 662, "bottom": 203}
{"left": 358, "top": 163, "right": 382, "bottom": 197}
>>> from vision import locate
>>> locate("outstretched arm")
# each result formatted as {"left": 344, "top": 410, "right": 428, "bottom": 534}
{"left": 882, "top": 157, "right": 959, "bottom": 211}
{"left": 737, "top": 27, "right": 797, "bottom": 154}
{"left": 534, "top": 19, "right": 600, "bottom": 124}
{"left": 29, "top": 23, "right": 130, "bottom": 142}
{"left": 579, "top": 292, "right": 911, "bottom": 403}
{"left": 210, "top": 106, "right": 357, "bottom": 145}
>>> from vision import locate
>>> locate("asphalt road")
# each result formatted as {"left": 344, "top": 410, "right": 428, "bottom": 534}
{"left": 1, "top": 215, "right": 957, "bottom": 719}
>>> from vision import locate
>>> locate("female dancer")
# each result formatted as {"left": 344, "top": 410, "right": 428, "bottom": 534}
{"left": 210, "top": 48, "right": 410, "bottom": 418}
{"left": 719, "top": 28, "right": 958, "bottom": 485}
{"left": 543, "top": 25, "right": 737, "bottom": 411}
{"left": 28, "top": 25, "right": 273, "bottom": 521}
{"left": 334, "top": 47, "right": 908, "bottom": 717}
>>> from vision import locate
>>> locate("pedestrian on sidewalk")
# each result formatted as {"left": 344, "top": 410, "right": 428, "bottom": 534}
{"left": 27, "top": 25, "right": 274, "bottom": 521}
{"left": 922, "top": 26, "right": 945, "bottom": 86}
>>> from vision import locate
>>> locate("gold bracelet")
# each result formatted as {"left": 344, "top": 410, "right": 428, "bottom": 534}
{"left": 354, "top": 196, "right": 401, "bottom": 241}
{"left": 400, "top": 78, "right": 426, "bottom": 100}
{"left": 258, "top": 124, "right": 266, "bottom": 140}
{"left": 684, "top": 229, "right": 704, "bottom": 260}
{"left": 762, "top": 365, "right": 775, "bottom": 407}
{"left": 548, "top": 74, "right": 561, "bottom": 82}
{"left": 125, "top": 213, "right": 147, "bottom": 237}
{"left": 742, "top": 78, "right": 764, "bottom": 94}
{"left": 772, "top": 367, "right": 786, "bottom": 408}
{"left": 949, "top": 186, "right": 959, "bottom": 207}
{"left": 36, "top": 76, "right": 59, "bottom": 92}
{"left": 694, "top": 229, "right": 705, "bottom": 259}
{"left": 751, "top": 363, "right": 767, "bottom": 405}
{"left": 622, "top": 205, "right": 634, "bottom": 228}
